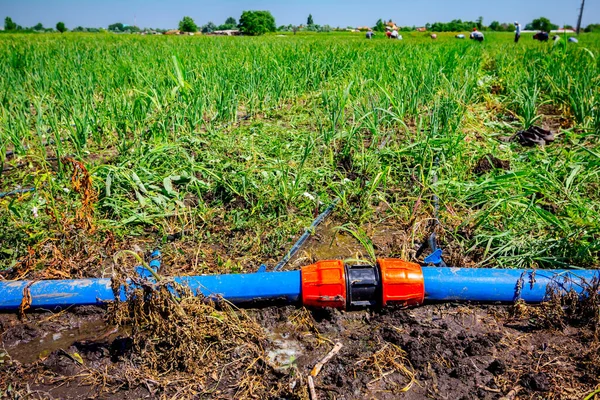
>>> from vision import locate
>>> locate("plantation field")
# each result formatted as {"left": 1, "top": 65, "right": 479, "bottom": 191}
{"left": 1, "top": 32, "right": 599, "bottom": 275}
{"left": 1, "top": 31, "right": 600, "bottom": 399}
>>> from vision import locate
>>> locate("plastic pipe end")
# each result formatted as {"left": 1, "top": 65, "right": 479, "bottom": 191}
{"left": 301, "top": 260, "right": 346, "bottom": 308}
{"left": 378, "top": 258, "right": 424, "bottom": 307}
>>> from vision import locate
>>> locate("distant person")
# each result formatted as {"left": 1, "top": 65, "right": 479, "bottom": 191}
{"left": 455, "top": 34, "right": 465, "bottom": 39}
{"left": 391, "top": 29, "right": 399, "bottom": 39}
{"left": 533, "top": 31, "right": 549, "bottom": 41}
{"left": 469, "top": 28, "right": 484, "bottom": 42}
{"left": 431, "top": 33, "right": 437, "bottom": 39}
{"left": 514, "top": 21, "right": 521, "bottom": 43}
{"left": 366, "top": 30, "right": 374, "bottom": 39}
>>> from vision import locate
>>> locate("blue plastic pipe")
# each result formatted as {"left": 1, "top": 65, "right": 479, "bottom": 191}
{"left": 0, "top": 271, "right": 302, "bottom": 310}
{"left": 422, "top": 267, "right": 599, "bottom": 302}
{"left": 0, "top": 249, "right": 302, "bottom": 310}
{"left": 0, "top": 267, "right": 597, "bottom": 311}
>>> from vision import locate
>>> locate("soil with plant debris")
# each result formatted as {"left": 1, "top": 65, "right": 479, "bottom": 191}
{"left": 1, "top": 223, "right": 599, "bottom": 400}
{"left": 1, "top": 295, "right": 598, "bottom": 399}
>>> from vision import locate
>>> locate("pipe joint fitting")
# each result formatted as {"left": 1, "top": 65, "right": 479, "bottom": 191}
{"left": 300, "top": 258, "right": 425, "bottom": 310}
{"left": 301, "top": 260, "right": 347, "bottom": 308}
{"left": 378, "top": 258, "right": 425, "bottom": 307}
{"left": 346, "top": 264, "right": 380, "bottom": 309}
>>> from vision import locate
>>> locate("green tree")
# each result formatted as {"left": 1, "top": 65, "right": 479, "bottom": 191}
{"left": 426, "top": 19, "right": 479, "bottom": 32}
{"left": 307, "top": 14, "right": 314, "bottom": 26}
{"left": 476, "top": 16, "right": 483, "bottom": 30}
{"left": 178, "top": 16, "right": 198, "bottom": 32}
{"left": 33, "top": 22, "right": 44, "bottom": 31}
{"left": 238, "top": 10, "right": 276, "bottom": 35}
{"left": 584, "top": 23, "right": 600, "bottom": 32}
{"left": 489, "top": 21, "right": 501, "bottom": 31}
{"left": 4, "top": 17, "right": 17, "bottom": 31}
{"left": 108, "top": 22, "right": 124, "bottom": 32}
{"left": 373, "top": 18, "right": 386, "bottom": 32}
{"left": 218, "top": 16, "right": 237, "bottom": 30}
{"left": 56, "top": 22, "right": 67, "bottom": 33}
{"left": 525, "top": 17, "right": 558, "bottom": 32}
{"left": 201, "top": 22, "right": 216, "bottom": 33}
{"left": 489, "top": 21, "right": 512, "bottom": 31}
{"left": 123, "top": 25, "right": 140, "bottom": 33}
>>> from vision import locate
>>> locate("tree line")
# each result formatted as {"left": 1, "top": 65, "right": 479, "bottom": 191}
{"left": 2, "top": 12, "right": 277, "bottom": 36}
{"left": 178, "top": 12, "right": 276, "bottom": 35}
{"left": 3, "top": 17, "right": 67, "bottom": 33}
{"left": 3, "top": 13, "right": 599, "bottom": 36}
{"left": 422, "top": 17, "right": 567, "bottom": 32}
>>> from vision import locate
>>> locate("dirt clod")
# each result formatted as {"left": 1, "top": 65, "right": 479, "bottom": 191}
{"left": 520, "top": 372, "right": 551, "bottom": 392}
{"left": 473, "top": 153, "right": 511, "bottom": 175}
{"left": 486, "top": 359, "right": 506, "bottom": 375}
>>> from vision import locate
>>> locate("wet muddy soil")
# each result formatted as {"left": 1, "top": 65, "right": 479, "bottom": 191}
{"left": 1, "top": 302, "right": 598, "bottom": 399}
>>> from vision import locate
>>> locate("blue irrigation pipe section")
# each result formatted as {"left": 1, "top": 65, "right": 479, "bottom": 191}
{"left": 421, "top": 267, "right": 598, "bottom": 302}
{"left": 0, "top": 272, "right": 302, "bottom": 310}
{"left": 0, "top": 251, "right": 302, "bottom": 310}
{"left": 0, "top": 264, "right": 597, "bottom": 311}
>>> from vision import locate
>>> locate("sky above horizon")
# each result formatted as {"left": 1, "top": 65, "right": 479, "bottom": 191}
{"left": 1, "top": 0, "right": 597, "bottom": 30}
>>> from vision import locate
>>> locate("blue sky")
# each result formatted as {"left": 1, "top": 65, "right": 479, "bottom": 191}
{"left": 1, "top": 0, "right": 597, "bottom": 29}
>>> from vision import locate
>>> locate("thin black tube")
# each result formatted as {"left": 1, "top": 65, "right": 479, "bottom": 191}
{"left": 273, "top": 197, "right": 339, "bottom": 271}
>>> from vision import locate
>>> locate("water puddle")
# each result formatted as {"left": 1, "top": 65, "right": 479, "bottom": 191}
{"left": 2, "top": 319, "right": 118, "bottom": 364}
{"left": 303, "top": 226, "right": 368, "bottom": 261}
{"left": 266, "top": 330, "right": 302, "bottom": 371}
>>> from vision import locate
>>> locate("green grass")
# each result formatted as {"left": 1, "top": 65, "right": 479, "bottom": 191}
{"left": 1, "top": 32, "right": 599, "bottom": 275}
